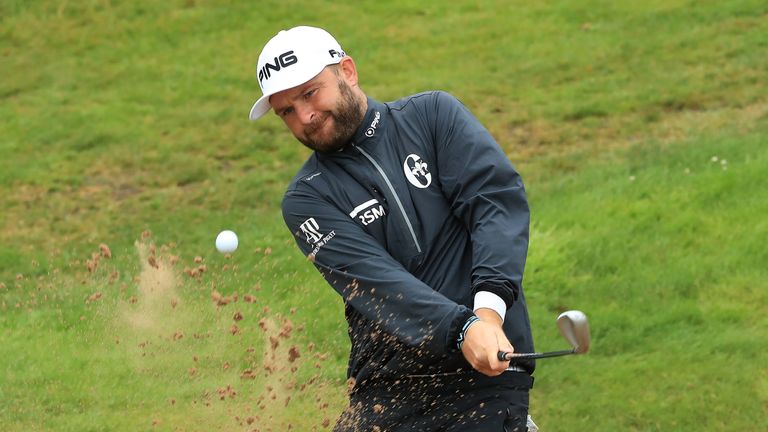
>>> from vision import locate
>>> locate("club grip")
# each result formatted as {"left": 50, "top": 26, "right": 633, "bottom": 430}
{"left": 498, "top": 351, "right": 510, "bottom": 361}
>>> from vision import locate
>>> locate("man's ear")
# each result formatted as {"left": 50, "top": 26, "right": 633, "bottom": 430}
{"left": 338, "top": 57, "right": 359, "bottom": 87}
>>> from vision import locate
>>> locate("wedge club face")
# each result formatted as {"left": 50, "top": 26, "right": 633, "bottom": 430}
{"left": 556, "top": 310, "right": 590, "bottom": 354}
{"left": 498, "top": 310, "right": 591, "bottom": 361}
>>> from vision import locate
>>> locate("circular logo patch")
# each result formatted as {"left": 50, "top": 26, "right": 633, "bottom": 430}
{"left": 403, "top": 154, "right": 432, "bottom": 189}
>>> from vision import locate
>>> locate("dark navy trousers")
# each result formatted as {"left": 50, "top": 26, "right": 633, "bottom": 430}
{"left": 334, "top": 371, "right": 533, "bottom": 432}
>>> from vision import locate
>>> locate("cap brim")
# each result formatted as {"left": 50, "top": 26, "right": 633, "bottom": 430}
{"left": 249, "top": 95, "right": 272, "bottom": 121}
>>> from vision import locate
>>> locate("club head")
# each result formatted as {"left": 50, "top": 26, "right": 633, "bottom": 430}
{"left": 556, "top": 310, "right": 590, "bottom": 354}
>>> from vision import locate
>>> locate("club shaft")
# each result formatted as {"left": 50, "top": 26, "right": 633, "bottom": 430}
{"left": 498, "top": 349, "right": 575, "bottom": 361}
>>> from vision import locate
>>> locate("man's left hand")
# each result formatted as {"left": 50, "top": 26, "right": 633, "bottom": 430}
{"left": 460, "top": 308, "right": 513, "bottom": 376}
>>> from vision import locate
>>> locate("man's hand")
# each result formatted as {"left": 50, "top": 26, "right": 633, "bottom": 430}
{"left": 460, "top": 308, "right": 513, "bottom": 376}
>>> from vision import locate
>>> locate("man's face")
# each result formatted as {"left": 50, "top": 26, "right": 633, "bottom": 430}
{"left": 269, "top": 66, "right": 364, "bottom": 154}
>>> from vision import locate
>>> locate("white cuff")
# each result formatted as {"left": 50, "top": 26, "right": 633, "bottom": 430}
{"left": 473, "top": 291, "right": 507, "bottom": 322}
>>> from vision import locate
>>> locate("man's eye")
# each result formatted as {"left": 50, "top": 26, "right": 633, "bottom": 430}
{"left": 281, "top": 107, "right": 294, "bottom": 117}
{"left": 304, "top": 89, "right": 316, "bottom": 99}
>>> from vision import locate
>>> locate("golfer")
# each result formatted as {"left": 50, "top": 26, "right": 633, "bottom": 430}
{"left": 249, "top": 26, "right": 537, "bottom": 432}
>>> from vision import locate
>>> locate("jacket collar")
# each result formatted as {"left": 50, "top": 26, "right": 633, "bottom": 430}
{"left": 315, "top": 97, "right": 385, "bottom": 159}
{"left": 350, "top": 97, "right": 386, "bottom": 146}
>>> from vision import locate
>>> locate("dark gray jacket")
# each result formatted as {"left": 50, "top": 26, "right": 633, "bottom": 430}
{"left": 282, "top": 91, "right": 534, "bottom": 387}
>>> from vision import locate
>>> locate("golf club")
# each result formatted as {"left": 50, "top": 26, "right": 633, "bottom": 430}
{"left": 498, "top": 310, "right": 590, "bottom": 361}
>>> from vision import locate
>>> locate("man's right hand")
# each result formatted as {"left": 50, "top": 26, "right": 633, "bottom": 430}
{"left": 460, "top": 309, "right": 513, "bottom": 376}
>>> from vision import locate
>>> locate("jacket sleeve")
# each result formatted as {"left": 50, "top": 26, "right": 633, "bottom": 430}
{"left": 429, "top": 91, "right": 530, "bottom": 310}
{"left": 282, "top": 188, "right": 474, "bottom": 356}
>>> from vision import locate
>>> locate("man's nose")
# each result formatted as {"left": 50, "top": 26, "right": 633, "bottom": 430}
{"left": 296, "top": 104, "right": 316, "bottom": 125}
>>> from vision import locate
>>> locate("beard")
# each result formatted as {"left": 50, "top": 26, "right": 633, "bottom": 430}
{"left": 297, "top": 79, "right": 365, "bottom": 154}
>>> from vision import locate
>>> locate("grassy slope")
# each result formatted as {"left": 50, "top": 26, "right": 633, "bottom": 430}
{"left": 1, "top": 0, "right": 767, "bottom": 430}
{"left": 526, "top": 127, "right": 768, "bottom": 430}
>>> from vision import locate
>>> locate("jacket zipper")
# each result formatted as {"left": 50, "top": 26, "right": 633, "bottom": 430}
{"left": 355, "top": 146, "right": 422, "bottom": 254}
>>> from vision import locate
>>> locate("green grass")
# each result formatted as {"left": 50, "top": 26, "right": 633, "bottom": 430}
{"left": 525, "top": 127, "right": 768, "bottom": 430}
{"left": 1, "top": 0, "right": 767, "bottom": 430}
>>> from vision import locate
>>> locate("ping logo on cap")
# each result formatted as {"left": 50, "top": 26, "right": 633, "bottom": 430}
{"left": 250, "top": 27, "right": 348, "bottom": 121}
{"left": 258, "top": 50, "right": 298, "bottom": 85}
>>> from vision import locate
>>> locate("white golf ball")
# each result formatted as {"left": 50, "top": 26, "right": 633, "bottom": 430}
{"left": 215, "top": 230, "right": 238, "bottom": 253}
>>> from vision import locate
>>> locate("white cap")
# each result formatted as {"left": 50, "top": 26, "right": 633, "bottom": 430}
{"left": 249, "top": 26, "right": 346, "bottom": 121}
